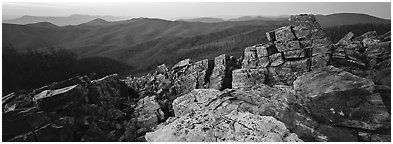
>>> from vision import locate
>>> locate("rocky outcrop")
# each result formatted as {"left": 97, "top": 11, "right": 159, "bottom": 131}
{"left": 3, "top": 74, "right": 141, "bottom": 142}
{"left": 240, "top": 14, "right": 332, "bottom": 86}
{"left": 3, "top": 14, "right": 391, "bottom": 142}
{"left": 147, "top": 89, "right": 302, "bottom": 142}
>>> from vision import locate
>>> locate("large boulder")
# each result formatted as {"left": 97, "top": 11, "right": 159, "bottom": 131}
{"left": 164, "top": 87, "right": 304, "bottom": 142}
{"left": 145, "top": 111, "right": 302, "bottom": 142}
{"left": 294, "top": 66, "right": 390, "bottom": 130}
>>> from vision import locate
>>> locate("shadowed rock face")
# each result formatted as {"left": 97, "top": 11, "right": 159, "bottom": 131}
{"left": 3, "top": 14, "right": 391, "bottom": 142}
{"left": 3, "top": 74, "right": 140, "bottom": 142}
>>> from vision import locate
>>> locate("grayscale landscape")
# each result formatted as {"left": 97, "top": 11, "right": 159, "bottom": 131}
{"left": 2, "top": 2, "right": 391, "bottom": 142}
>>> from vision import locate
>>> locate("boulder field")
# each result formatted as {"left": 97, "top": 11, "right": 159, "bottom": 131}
{"left": 3, "top": 14, "right": 391, "bottom": 142}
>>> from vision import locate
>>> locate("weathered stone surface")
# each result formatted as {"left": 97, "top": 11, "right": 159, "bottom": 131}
{"left": 269, "top": 53, "right": 284, "bottom": 67}
{"left": 209, "top": 54, "right": 233, "bottom": 90}
{"left": 284, "top": 49, "right": 306, "bottom": 59}
{"left": 310, "top": 37, "right": 331, "bottom": 55}
{"left": 168, "top": 85, "right": 301, "bottom": 141}
{"left": 292, "top": 26, "right": 311, "bottom": 40}
{"left": 172, "top": 89, "right": 224, "bottom": 117}
{"left": 275, "top": 40, "right": 301, "bottom": 52}
{"left": 267, "top": 63, "right": 296, "bottom": 85}
{"left": 174, "top": 72, "right": 197, "bottom": 95}
{"left": 274, "top": 26, "right": 296, "bottom": 42}
{"left": 255, "top": 44, "right": 270, "bottom": 57}
{"left": 134, "top": 96, "right": 165, "bottom": 129}
{"left": 294, "top": 66, "right": 374, "bottom": 98}
{"left": 294, "top": 66, "right": 390, "bottom": 130}
{"left": 186, "top": 59, "right": 212, "bottom": 89}
{"left": 289, "top": 58, "right": 311, "bottom": 73}
{"left": 232, "top": 68, "right": 267, "bottom": 89}
{"left": 362, "top": 38, "right": 381, "bottom": 47}
{"left": 244, "top": 46, "right": 257, "bottom": 59}
{"left": 242, "top": 44, "right": 276, "bottom": 68}
{"left": 310, "top": 55, "right": 329, "bottom": 70}
{"left": 145, "top": 111, "right": 302, "bottom": 142}
{"left": 257, "top": 57, "right": 270, "bottom": 68}
{"left": 366, "top": 41, "right": 390, "bottom": 59}
{"left": 34, "top": 84, "right": 87, "bottom": 112}
{"left": 336, "top": 32, "right": 354, "bottom": 45}
{"left": 231, "top": 84, "right": 296, "bottom": 120}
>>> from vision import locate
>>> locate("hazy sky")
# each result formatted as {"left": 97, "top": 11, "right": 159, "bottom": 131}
{"left": 2, "top": 2, "right": 391, "bottom": 20}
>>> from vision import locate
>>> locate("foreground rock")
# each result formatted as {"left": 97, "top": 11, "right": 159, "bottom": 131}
{"left": 3, "top": 14, "right": 391, "bottom": 142}
{"left": 3, "top": 74, "right": 140, "bottom": 142}
{"left": 147, "top": 88, "right": 302, "bottom": 142}
{"left": 146, "top": 111, "right": 302, "bottom": 142}
{"left": 294, "top": 66, "right": 390, "bottom": 140}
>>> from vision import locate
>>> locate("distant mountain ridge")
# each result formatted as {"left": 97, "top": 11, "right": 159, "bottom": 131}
{"left": 3, "top": 13, "right": 389, "bottom": 27}
{"left": 176, "top": 17, "right": 225, "bottom": 23}
{"left": 3, "top": 14, "right": 130, "bottom": 26}
{"left": 80, "top": 18, "right": 111, "bottom": 26}
{"left": 315, "top": 13, "right": 390, "bottom": 27}
{"left": 177, "top": 13, "right": 390, "bottom": 27}
{"left": 227, "top": 15, "right": 289, "bottom": 21}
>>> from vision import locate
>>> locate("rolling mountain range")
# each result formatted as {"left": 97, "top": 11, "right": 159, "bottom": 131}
{"left": 176, "top": 13, "right": 390, "bottom": 27}
{"left": 314, "top": 13, "right": 390, "bottom": 27}
{"left": 2, "top": 14, "right": 130, "bottom": 26}
{"left": 2, "top": 13, "right": 391, "bottom": 76}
